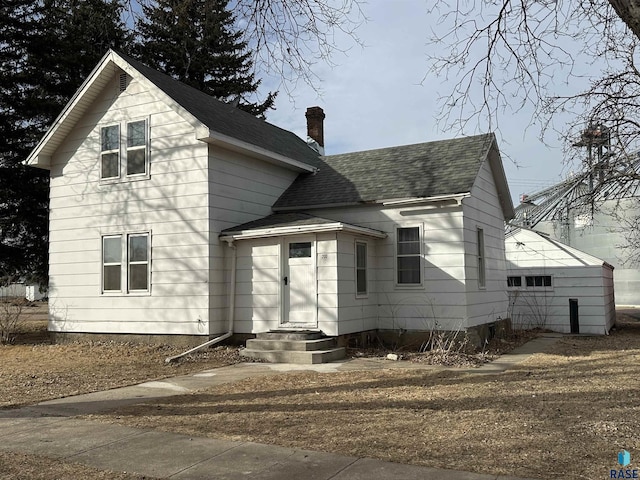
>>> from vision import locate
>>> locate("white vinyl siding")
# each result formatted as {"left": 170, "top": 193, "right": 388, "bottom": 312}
{"left": 48, "top": 72, "right": 211, "bottom": 336}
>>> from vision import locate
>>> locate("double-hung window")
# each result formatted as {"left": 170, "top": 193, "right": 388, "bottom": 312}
{"left": 355, "top": 241, "right": 367, "bottom": 296}
{"left": 126, "top": 120, "right": 147, "bottom": 176}
{"left": 396, "top": 227, "right": 421, "bottom": 285}
{"left": 102, "top": 233, "right": 150, "bottom": 294}
{"left": 100, "top": 119, "right": 149, "bottom": 180}
{"left": 102, "top": 235, "right": 122, "bottom": 291}
{"left": 101, "top": 125, "right": 120, "bottom": 179}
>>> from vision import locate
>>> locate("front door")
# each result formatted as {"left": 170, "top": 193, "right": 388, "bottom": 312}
{"left": 282, "top": 237, "right": 317, "bottom": 327}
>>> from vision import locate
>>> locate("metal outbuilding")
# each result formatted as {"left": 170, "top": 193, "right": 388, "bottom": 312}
{"left": 505, "top": 227, "right": 615, "bottom": 334}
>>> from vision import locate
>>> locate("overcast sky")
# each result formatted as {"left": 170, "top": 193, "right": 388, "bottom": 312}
{"left": 260, "top": 1, "right": 584, "bottom": 205}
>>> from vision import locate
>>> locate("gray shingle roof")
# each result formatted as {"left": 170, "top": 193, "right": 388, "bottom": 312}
{"left": 273, "top": 133, "right": 496, "bottom": 209}
{"left": 119, "top": 53, "right": 323, "bottom": 169}
{"left": 220, "top": 212, "right": 386, "bottom": 237}
{"left": 221, "top": 213, "right": 337, "bottom": 233}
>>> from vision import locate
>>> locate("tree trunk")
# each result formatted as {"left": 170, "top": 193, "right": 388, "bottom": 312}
{"left": 608, "top": 0, "right": 640, "bottom": 40}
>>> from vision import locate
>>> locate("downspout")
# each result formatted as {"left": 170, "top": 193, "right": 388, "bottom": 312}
{"left": 165, "top": 240, "right": 237, "bottom": 363}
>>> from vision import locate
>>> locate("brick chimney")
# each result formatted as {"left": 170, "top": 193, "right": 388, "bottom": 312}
{"left": 305, "top": 106, "right": 325, "bottom": 148}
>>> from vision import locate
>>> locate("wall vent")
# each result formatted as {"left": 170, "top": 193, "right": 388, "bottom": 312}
{"left": 119, "top": 73, "right": 128, "bottom": 92}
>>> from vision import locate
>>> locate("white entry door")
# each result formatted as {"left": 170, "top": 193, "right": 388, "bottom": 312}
{"left": 282, "top": 237, "right": 317, "bottom": 327}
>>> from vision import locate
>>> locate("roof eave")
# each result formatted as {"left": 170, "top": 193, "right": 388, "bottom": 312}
{"left": 197, "top": 128, "right": 317, "bottom": 173}
{"left": 220, "top": 222, "right": 387, "bottom": 241}
{"left": 25, "top": 50, "right": 123, "bottom": 170}
{"left": 381, "top": 193, "right": 470, "bottom": 206}
{"left": 487, "top": 138, "right": 515, "bottom": 220}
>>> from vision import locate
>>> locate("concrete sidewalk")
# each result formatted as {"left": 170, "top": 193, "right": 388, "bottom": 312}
{"left": 0, "top": 335, "right": 560, "bottom": 479}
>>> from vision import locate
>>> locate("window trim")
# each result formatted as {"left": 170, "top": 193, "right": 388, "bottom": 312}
{"left": 477, "top": 227, "right": 486, "bottom": 289}
{"left": 102, "top": 235, "right": 123, "bottom": 293}
{"left": 99, "top": 117, "right": 150, "bottom": 183}
{"left": 525, "top": 275, "right": 553, "bottom": 289}
{"left": 100, "top": 124, "right": 120, "bottom": 180}
{"left": 127, "top": 233, "right": 150, "bottom": 293}
{"left": 126, "top": 119, "right": 149, "bottom": 177}
{"left": 507, "top": 276, "right": 522, "bottom": 288}
{"left": 101, "top": 232, "right": 151, "bottom": 296}
{"left": 395, "top": 225, "right": 423, "bottom": 287}
{"left": 355, "top": 240, "right": 368, "bottom": 297}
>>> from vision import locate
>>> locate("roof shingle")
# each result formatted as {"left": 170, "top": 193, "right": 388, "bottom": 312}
{"left": 119, "top": 53, "right": 323, "bottom": 169}
{"left": 273, "top": 133, "right": 495, "bottom": 209}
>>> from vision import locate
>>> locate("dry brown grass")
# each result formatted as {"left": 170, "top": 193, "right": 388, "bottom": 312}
{"left": 0, "top": 306, "right": 242, "bottom": 409}
{"left": 0, "top": 451, "right": 156, "bottom": 480}
{"left": 4, "top": 306, "right": 640, "bottom": 479}
{"left": 85, "top": 317, "right": 640, "bottom": 480}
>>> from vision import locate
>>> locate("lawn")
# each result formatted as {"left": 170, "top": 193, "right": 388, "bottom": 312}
{"left": 85, "top": 316, "right": 640, "bottom": 480}
{"left": 3, "top": 305, "right": 640, "bottom": 479}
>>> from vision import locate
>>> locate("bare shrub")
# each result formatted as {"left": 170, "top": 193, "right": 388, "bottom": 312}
{"left": 0, "top": 298, "right": 28, "bottom": 345}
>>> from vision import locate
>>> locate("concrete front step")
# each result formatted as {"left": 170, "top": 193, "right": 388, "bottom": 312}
{"left": 240, "top": 347, "right": 346, "bottom": 365}
{"left": 246, "top": 337, "right": 337, "bottom": 352}
{"left": 256, "top": 330, "right": 324, "bottom": 341}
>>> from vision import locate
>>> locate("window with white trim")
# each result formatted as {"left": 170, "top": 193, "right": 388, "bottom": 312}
{"left": 128, "top": 234, "right": 149, "bottom": 291}
{"left": 102, "top": 233, "right": 150, "bottom": 294}
{"left": 507, "top": 276, "right": 522, "bottom": 288}
{"left": 126, "top": 120, "right": 147, "bottom": 176}
{"left": 102, "top": 235, "right": 122, "bottom": 291}
{"left": 525, "top": 275, "right": 552, "bottom": 288}
{"left": 477, "top": 228, "right": 486, "bottom": 288}
{"left": 100, "top": 119, "right": 149, "bottom": 180}
{"left": 100, "top": 125, "right": 120, "bottom": 179}
{"left": 396, "top": 227, "right": 421, "bottom": 285}
{"left": 355, "top": 241, "right": 367, "bottom": 296}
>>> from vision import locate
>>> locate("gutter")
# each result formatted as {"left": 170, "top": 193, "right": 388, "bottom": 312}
{"left": 165, "top": 240, "right": 238, "bottom": 363}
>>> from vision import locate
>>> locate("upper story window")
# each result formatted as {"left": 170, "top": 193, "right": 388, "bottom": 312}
{"left": 396, "top": 226, "right": 421, "bottom": 285}
{"left": 101, "top": 125, "right": 120, "bottom": 179}
{"left": 100, "top": 118, "right": 149, "bottom": 181}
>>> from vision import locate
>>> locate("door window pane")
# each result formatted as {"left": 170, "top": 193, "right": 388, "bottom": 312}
{"left": 289, "top": 242, "right": 311, "bottom": 258}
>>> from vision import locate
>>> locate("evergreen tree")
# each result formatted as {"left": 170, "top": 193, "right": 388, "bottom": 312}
{"left": 0, "top": 0, "right": 132, "bottom": 285}
{"left": 137, "top": 0, "right": 276, "bottom": 117}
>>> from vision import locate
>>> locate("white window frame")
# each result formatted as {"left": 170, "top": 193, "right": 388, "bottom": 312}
{"left": 395, "top": 225, "right": 423, "bottom": 287}
{"left": 128, "top": 233, "right": 150, "bottom": 293}
{"left": 126, "top": 119, "right": 149, "bottom": 177}
{"left": 507, "top": 276, "right": 522, "bottom": 289}
{"left": 477, "top": 228, "right": 486, "bottom": 289}
{"left": 100, "top": 124, "right": 120, "bottom": 180}
{"left": 355, "top": 241, "right": 368, "bottom": 297}
{"left": 101, "top": 232, "right": 151, "bottom": 295}
{"left": 102, "top": 235, "right": 122, "bottom": 293}
{"left": 99, "top": 117, "right": 150, "bottom": 183}
{"left": 525, "top": 275, "right": 553, "bottom": 290}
